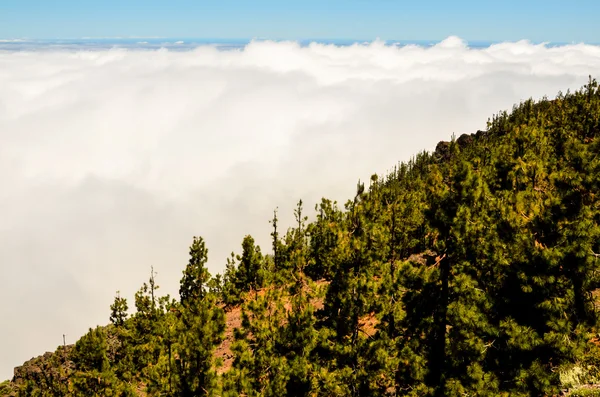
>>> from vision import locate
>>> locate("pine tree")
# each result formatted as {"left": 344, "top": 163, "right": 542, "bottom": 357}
{"left": 279, "top": 231, "right": 321, "bottom": 396}
{"left": 110, "top": 290, "right": 128, "bottom": 327}
{"left": 108, "top": 291, "right": 135, "bottom": 386}
{"left": 165, "top": 235, "right": 226, "bottom": 396}
{"left": 318, "top": 181, "right": 381, "bottom": 396}
{"left": 236, "top": 235, "right": 265, "bottom": 297}
{"left": 70, "top": 326, "right": 135, "bottom": 396}
{"left": 306, "top": 198, "right": 343, "bottom": 281}
{"left": 179, "top": 236, "right": 210, "bottom": 305}
{"left": 222, "top": 286, "right": 286, "bottom": 396}
{"left": 130, "top": 267, "right": 165, "bottom": 385}
{"left": 222, "top": 252, "right": 244, "bottom": 306}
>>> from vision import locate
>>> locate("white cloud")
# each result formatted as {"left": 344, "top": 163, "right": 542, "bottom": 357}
{"left": 1, "top": 37, "right": 600, "bottom": 380}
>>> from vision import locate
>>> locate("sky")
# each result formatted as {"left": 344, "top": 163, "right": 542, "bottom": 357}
{"left": 2, "top": 0, "right": 600, "bottom": 384}
{"left": 0, "top": 0, "right": 599, "bottom": 43}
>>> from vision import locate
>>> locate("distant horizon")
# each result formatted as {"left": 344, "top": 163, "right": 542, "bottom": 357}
{"left": 1, "top": 36, "right": 596, "bottom": 44}
{"left": 1, "top": 36, "right": 598, "bottom": 53}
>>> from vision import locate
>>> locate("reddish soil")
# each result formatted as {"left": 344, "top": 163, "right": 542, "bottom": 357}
{"left": 215, "top": 305, "right": 242, "bottom": 374}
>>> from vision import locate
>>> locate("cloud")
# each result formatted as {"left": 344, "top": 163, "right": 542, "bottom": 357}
{"left": 1, "top": 37, "right": 600, "bottom": 379}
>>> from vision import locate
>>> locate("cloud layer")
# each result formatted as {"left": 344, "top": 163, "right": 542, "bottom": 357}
{"left": 1, "top": 37, "right": 600, "bottom": 379}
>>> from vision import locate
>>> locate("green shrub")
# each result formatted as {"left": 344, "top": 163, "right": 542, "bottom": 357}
{"left": 569, "top": 387, "right": 600, "bottom": 397}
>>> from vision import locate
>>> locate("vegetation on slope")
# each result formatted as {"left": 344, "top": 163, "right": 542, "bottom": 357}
{"left": 4, "top": 78, "right": 600, "bottom": 396}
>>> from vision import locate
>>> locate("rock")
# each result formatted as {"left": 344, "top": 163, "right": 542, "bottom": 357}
{"left": 434, "top": 140, "right": 451, "bottom": 162}
{"left": 456, "top": 133, "right": 474, "bottom": 148}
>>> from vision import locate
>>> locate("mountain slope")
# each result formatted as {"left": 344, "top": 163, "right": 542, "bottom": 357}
{"left": 4, "top": 78, "right": 600, "bottom": 396}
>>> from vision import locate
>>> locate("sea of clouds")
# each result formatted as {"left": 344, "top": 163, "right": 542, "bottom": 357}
{"left": 1, "top": 36, "right": 600, "bottom": 379}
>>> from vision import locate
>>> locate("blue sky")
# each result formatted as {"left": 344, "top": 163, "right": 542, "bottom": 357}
{"left": 0, "top": 0, "right": 598, "bottom": 43}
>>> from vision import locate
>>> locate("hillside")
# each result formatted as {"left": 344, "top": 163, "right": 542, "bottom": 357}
{"left": 3, "top": 78, "right": 600, "bottom": 396}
